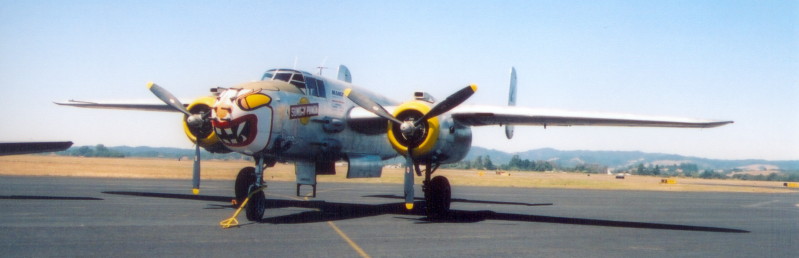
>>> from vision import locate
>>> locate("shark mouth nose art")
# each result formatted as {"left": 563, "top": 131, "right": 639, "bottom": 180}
{"left": 212, "top": 114, "right": 257, "bottom": 147}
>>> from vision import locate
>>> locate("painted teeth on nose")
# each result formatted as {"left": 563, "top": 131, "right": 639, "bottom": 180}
{"left": 236, "top": 123, "right": 245, "bottom": 136}
{"left": 225, "top": 128, "right": 233, "bottom": 135}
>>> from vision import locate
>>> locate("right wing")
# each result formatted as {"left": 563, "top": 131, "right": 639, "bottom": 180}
{"left": 54, "top": 99, "right": 184, "bottom": 112}
{"left": 451, "top": 105, "right": 733, "bottom": 128}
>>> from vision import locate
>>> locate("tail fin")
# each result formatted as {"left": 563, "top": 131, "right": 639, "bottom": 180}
{"left": 505, "top": 67, "right": 517, "bottom": 139}
{"left": 337, "top": 65, "right": 352, "bottom": 83}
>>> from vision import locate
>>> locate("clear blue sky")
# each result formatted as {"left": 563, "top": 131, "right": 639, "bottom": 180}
{"left": 1, "top": 1, "right": 796, "bottom": 160}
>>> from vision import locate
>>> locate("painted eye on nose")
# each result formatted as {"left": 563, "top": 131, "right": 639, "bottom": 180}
{"left": 237, "top": 92, "right": 272, "bottom": 111}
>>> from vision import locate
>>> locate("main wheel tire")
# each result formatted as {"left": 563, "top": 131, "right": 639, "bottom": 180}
{"left": 234, "top": 167, "right": 256, "bottom": 206}
{"left": 245, "top": 184, "right": 266, "bottom": 222}
{"left": 425, "top": 176, "right": 451, "bottom": 218}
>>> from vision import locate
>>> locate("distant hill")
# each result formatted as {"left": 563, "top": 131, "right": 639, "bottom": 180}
{"left": 464, "top": 147, "right": 799, "bottom": 171}
{"left": 58, "top": 145, "right": 799, "bottom": 172}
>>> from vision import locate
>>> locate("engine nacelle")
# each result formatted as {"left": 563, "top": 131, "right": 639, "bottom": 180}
{"left": 388, "top": 101, "right": 472, "bottom": 164}
{"left": 182, "top": 96, "right": 230, "bottom": 153}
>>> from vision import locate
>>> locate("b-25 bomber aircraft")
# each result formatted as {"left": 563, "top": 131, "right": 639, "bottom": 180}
{"left": 57, "top": 66, "right": 732, "bottom": 221}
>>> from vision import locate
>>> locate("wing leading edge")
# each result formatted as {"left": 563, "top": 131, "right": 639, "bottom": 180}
{"left": 53, "top": 100, "right": 183, "bottom": 112}
{"left": 451, "top": 105, "right": 733, "bottom": 128}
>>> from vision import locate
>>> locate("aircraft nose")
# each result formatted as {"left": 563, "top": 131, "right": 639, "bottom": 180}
{"left": 215, "top": 106, "right": 232, "bottom": 120}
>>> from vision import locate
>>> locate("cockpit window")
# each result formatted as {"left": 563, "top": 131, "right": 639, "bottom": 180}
{"left": 262, "top": 69, "right": 309, "bottom": 92}
{"left": 274, "top": 72, "right": 291, "bottom": 82}
{"left": 290, "top": 74, "right": 305, "bottom": 89}
{"left": 260, "top": 69, "right": 325, "bottom": 98}
{"left": 306, "top": 77, "right": 318, "bottom": 96}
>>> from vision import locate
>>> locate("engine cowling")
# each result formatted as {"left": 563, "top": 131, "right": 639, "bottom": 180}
{"left": 388, "top": 100, "right": 471, "bottom": 164}
{"left": 182, "top": 96, "right": 230, "bottom": 153}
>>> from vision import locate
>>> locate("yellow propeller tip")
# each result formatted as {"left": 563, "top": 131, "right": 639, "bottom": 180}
{"left": 343, "top": 88, "right": 352, "bottom": 97}
{"left": 192, "top": 188, "right": 200, "bottom": 195}
{"left": 469, "top": 84, "right": 478, "bottom": 92}
{"left": 146, "top": 82, "right": 155, "bottom": 89}
{"left": 405, "top": 203, "right": 414, "bottom": 210}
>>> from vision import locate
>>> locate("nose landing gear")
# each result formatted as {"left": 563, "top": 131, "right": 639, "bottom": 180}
{"left": 232, "top": 155, "right": 274, "bottom": 222}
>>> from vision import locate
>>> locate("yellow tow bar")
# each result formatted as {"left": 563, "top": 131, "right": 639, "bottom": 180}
{"left": 220, "top": 186, "right": 267, "bottom": 229}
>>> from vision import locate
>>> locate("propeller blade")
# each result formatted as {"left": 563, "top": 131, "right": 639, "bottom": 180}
{"left": 417, "top": 84, "right": 477, "bottom": 124}
{"left": 344, "top": 88, "right": 403, "bottom": 124}
{"left": 147, "top": 82, "right": 191, "bottom": 116}
{"left": 192, "top": 142, "right": 201, "bottom": 195}
{"left": 403, "top": 155, "right": 415, "bottom": 210}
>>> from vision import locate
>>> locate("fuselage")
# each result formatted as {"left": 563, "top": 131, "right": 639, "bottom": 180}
{"left": 210, "top": 69, "right": 399, "bottom": 163}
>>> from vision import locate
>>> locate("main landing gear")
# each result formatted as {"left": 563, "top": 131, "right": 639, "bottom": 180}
{"left": 233, "top": 155, "right": 274, "bottom": 222}
{"left": 417, "top": 162, "right": 451, "bottom": 218}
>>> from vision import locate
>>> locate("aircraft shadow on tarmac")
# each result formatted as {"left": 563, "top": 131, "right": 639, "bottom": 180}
{"left": 0, "top": 195, "right": 103, "bottom": 201}
{"left": 364, "top": 194, "right": 553, "bottom": 207}
{"left": 102, "top": 191, "right": 748, "bottom": 233}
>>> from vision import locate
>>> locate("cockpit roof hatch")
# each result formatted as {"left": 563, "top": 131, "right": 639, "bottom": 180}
{"left": 262, "top": 69, "right": 313, "bottom": 93}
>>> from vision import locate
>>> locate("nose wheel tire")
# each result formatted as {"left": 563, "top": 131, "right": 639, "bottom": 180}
{"left": 234, "top": 167, "right": 256, "bottom": 206}
{"left": 245, "top": 184, "right": 266, "bottom": 222}
{"left": 425, "top": 176, "right": 451, "bottom": 218}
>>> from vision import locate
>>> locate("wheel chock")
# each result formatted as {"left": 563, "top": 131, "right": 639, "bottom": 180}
{"left": 220, "top": 186, "right": 267, "bottom": 229}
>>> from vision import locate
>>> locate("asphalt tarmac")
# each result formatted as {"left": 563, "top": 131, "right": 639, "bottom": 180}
{"left": 1, "top": 176, "right": 797, "bottom": 257}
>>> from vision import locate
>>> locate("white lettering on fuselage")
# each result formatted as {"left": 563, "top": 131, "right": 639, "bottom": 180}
{"left": 290, "top": 103, "right": 319, "bottom": 119}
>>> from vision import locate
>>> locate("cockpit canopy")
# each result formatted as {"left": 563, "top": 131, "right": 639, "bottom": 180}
{"left": 262, "top": 69, "right": 326, "bottom": 98}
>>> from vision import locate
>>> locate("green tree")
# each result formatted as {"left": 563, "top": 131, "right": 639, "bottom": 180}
{"left": 473, "top": 156, "right": 484, "bottom": 170}
{"left": 508, "top": 155, "right": 522, "bottom": 170}
{"left": 484, "top": 155, "right": 496, "bottom": 170}
{"left": 766, "top": 173, "right": 779, "bottom": 181}
{"left": 93, "top": 144, "right": 124, "bottom": 158}
{"left": 680, "top": 163, "right": 699, "bottom": 174}
{"left": 75, "top": 146, "right": 93, "bottom": 157}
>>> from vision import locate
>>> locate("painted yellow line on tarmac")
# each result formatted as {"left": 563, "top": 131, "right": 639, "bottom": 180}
{"left": 276, "top": 187, "right": 370, "bottom": 257}
{"left": 327, "top": 221, "right": 371, "bottom": 258}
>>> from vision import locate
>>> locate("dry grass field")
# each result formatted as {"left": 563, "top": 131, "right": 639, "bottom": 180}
{"left": 1, "top": 155, "right": 795, "bottom": 193}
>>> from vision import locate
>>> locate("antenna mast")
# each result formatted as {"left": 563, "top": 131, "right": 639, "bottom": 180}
{"left": 316, "top": 66, "right": 328, "bottom": 75}
{"left": 317, "top": 56, "right": 329, "bottom": 75}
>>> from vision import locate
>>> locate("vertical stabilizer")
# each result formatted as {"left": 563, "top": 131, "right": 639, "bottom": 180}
{"left": 337, "top": 65, "right": 352, "bottom": 83}
{"left": 505, "top": 67, "right": 517, "bottom": 139}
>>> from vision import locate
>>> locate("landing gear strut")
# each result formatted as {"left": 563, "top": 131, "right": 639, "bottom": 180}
{"left": 234, "top": 155, "right": 273, "bottom": 222}
{"left": 418, "top": 162, "right": 451, "bottom": 218}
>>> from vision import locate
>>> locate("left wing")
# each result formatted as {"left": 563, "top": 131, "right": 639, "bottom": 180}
{"left": 451, "top": 105, "right": 733, "bottom": 128}
{"left": 54, "top": 99, "right": 184, "bottom": 112}
{"left": 0, "top": 141, "right": 73, "bottom": 156}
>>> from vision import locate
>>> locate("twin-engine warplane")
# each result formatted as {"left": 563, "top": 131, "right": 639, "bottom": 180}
{"left": 57, "top": 66, "right": 732, "bottom": 221}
